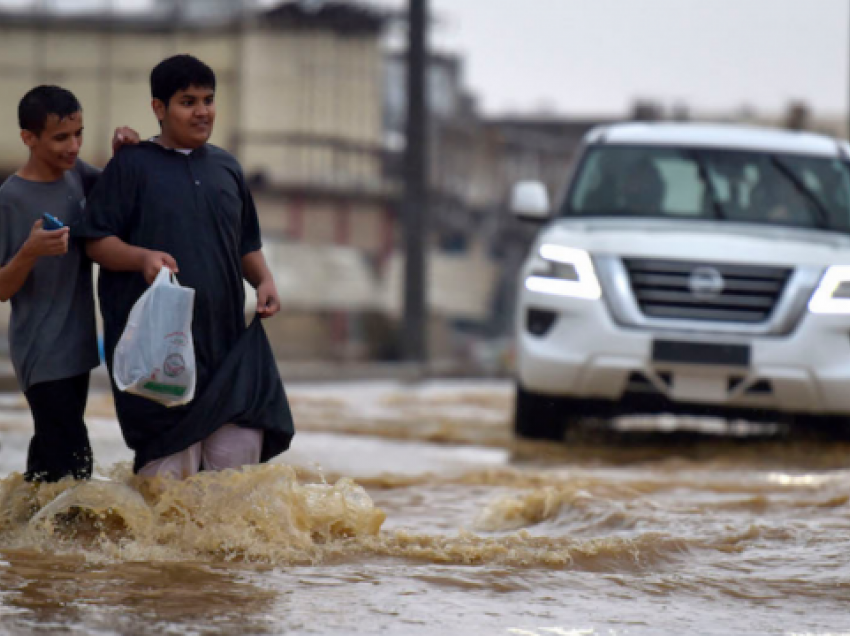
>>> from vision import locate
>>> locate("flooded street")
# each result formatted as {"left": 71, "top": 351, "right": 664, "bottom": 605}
{"left": 2, "top": 380, "right": 850, "bottom": 635}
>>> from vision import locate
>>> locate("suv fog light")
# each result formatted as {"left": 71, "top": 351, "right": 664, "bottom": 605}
{"left": 527, "top": 308, "right": 557, "bottom": 336}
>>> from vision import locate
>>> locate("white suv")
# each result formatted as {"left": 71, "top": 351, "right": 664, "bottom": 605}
{"left": 512, "top": 122, "right": 850, "bottom": 439}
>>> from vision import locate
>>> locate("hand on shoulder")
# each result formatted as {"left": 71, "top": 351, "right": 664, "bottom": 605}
{"left": 112, "top": 126, "right": 142, "bottom": 156}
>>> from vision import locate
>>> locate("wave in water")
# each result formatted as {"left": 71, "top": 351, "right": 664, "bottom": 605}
{"left": 0, "top": 465, "right": 705, "bottom": 572}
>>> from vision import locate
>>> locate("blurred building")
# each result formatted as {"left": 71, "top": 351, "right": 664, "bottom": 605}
{"left": 0, "top": 0, "right": 403, "bottom": 361}
{"left": 385, "top": 51, "right": 485, "bottom": 251}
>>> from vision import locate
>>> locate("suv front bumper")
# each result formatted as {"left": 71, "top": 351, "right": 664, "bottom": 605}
{"left": 517, "top": 288, "right": 850, "bottom": 416}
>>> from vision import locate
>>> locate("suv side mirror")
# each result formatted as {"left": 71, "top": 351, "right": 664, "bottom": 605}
{"left": 510, "top": 181, "right": 550, "bottom": 221}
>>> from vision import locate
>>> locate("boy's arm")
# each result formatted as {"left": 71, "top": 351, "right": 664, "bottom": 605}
{"left": 79, "top": 149, "right": 176, "bottom": 285}
{"left": 73, "top": 127, "right": 139, "bottom": 197}
{"left": 242, "top": 249, "right": 280, "bottom": 318}
{"left": 0, "top": 220, "right": 70, "bottom": 302}
{"left": 236, "top": 162, "right": 276, "bottom": 318}
{"left": 86, "top": 236, "right": 178, "bottom": 285}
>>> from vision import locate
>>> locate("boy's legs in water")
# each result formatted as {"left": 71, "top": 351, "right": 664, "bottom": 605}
{"left": 24, "top": 372, "right": 93, "bottom": 482}
{"left": 138, "top": 424, "right": 263, "bottom": 479}
{"left": 137, "top": 441, "right": 203, "bottom": 481}
{"left": 200, "top": 424, "right": 263, "bottom": 471}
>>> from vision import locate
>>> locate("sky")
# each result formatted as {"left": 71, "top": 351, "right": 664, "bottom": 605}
{"left": 1, "top": 0, "right": 848, "bottom": 119}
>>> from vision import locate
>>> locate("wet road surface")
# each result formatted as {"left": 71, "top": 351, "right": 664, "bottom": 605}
{"left": 1, "top": 381, "right": 850, "bottom": 635}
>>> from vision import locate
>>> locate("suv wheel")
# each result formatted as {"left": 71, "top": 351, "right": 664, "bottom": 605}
{"left": 514, "top": 385, "right": 572, "bottom": 440}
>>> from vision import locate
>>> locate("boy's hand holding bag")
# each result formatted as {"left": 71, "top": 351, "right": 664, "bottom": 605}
{"left": 113, "top": 266, "right": 196, "bottom": 407}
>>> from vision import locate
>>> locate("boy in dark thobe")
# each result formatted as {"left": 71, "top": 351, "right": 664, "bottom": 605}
{"left": 80, "top": 55, "right": 294, "bottom": 479}
{"left": 0, "top": 86, "right": 138, "bottom": 481}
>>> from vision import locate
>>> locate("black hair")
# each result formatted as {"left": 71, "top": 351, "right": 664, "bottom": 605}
{"left": 150, "top": 54, "right": 216, "bottom": 106}
{"left": 18, "top": 85, "right": 81, "bottom": 136}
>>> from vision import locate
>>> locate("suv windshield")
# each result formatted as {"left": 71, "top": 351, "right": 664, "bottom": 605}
{"left": 565, "top": 145, "right": 850, "bottom": 232}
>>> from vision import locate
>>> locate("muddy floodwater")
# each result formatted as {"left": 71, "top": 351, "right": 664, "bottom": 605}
{"left": 2, "top": 380, "right": 850, "bottom": 635}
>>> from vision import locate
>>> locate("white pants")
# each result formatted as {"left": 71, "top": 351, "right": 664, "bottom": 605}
{"left": 138, "top": 424, "right": 263, "bottom": 480}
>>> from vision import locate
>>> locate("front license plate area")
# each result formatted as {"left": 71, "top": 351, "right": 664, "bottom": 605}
{"left": 652, "top": 340, "right": 750, "bottom": 367}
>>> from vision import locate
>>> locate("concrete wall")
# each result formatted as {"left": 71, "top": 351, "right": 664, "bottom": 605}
{"left": 0, "top": 25, "right": 241, "bottom": 169}
{"left": 237, "top": 29, "right": 384, "bottom": 189}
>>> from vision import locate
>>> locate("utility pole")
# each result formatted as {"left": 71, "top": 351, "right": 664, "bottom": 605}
{"left": 403, "top": 0, "right": 429, "bottom": 364}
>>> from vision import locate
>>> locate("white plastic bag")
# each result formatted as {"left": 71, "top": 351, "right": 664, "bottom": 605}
{"left": 113, "top": 266, "right": 197, "bottom": 407}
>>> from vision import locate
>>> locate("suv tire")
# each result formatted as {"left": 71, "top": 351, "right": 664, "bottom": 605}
{"left": 514, "top": 384, "right": 573, "bottom": 440}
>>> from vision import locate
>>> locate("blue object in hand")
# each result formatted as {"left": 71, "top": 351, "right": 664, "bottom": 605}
{"left": 42, "top": 213, "right": 64, "bottom": 230}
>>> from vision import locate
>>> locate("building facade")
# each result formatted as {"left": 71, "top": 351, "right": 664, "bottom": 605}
{"left": 0, "top": 1, "right": 401, "bottom": 361}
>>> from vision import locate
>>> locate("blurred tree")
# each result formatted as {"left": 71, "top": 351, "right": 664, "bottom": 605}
{"left": 631, "top": 99, "right": 664, "bottom": 121}
{"left": 784, "top": 100, "right": 811, "bottom": 131}
{"left": 671, "top": 102, "right": 691, "bottom": 121}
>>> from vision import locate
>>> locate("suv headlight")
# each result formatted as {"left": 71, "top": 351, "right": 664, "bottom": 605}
{"left": 524, "top": 244, "right": 601, "bottom": 299}
{"left": 809, "top": 266, "right": 850, "bottom": 314}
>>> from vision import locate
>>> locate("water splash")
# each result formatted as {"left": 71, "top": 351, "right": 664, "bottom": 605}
{"left": 0, "top": 464, "right": 386, "bottom": 564}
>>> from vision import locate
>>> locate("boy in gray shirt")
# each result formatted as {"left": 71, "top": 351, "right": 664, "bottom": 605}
{"left": 0, "top": 85, "right": 137, "bottom": 482}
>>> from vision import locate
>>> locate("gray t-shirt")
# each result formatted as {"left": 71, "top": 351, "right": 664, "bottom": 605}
{"left": 0, "top": 161, "right": 101, "bottom": 391}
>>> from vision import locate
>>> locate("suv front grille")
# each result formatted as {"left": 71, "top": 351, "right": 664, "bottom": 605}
{"left": 623, "top": 258, "right": 792, "bottom": 323}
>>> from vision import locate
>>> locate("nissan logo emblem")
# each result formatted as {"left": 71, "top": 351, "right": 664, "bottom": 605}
{"left": 688, "top": 267, "right": 725, "bottom": 299}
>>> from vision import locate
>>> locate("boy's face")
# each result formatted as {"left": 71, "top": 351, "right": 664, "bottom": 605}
{"left": 154, "top": 85, "right": 215, "bottom": 149}
{"left": 22, "top": 111, "right": 84, "bottom": 172}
